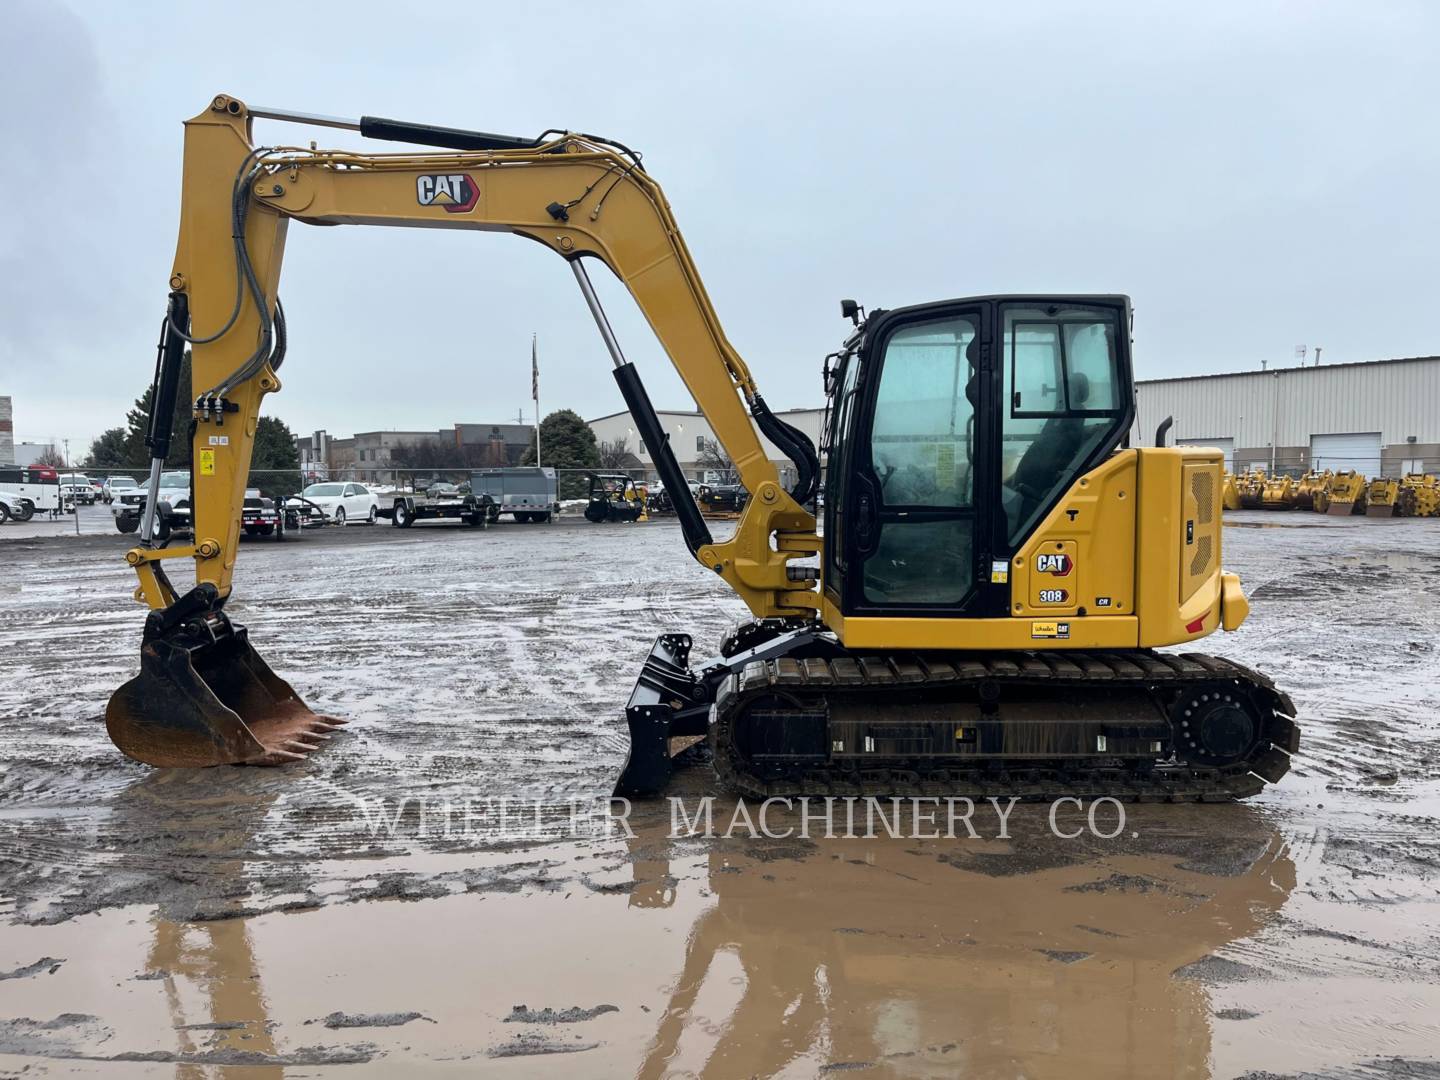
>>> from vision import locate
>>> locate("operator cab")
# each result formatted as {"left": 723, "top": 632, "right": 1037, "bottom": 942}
{"left": 821, "top": 295, "right": 1135, "bottom": 618}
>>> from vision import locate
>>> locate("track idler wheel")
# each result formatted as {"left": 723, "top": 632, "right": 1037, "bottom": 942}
{"left": 1171, "top": 684, "right": 1260, "bottom": 767}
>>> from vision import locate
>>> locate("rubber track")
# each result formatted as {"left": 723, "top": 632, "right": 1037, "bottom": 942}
{"left": 712, "top": 650, "right": 1299, "bottom": 803}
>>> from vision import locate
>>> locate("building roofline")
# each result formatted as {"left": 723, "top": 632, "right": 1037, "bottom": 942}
{"left": 351, "top": 430, "right": 448, "bottom": 439}
{"left": 587, "top": 408, "right": 703, "bottom": 424}
{"left": 588, "top": 405, "right": 824, "bottom": 424}
{"left": 1138, "top": 354, "right": 1440, "bottom": 387}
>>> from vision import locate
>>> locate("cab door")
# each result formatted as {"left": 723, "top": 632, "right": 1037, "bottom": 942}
{"left": 842, "top": 302, "right": 993, "bottom": 616}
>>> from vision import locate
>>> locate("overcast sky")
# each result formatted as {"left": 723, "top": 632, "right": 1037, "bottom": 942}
{"left": 3, "top": 0, "right": 1437, "bottom": 456}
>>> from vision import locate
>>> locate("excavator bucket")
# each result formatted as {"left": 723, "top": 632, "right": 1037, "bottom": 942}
{"left": 106, "top": 615, "right": 343, "bottom": 768}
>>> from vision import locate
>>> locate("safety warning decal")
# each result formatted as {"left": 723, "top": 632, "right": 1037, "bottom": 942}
{"left": 990, "top": 559, "right": 1009, "bottom": 584}
{"left": 198, "top": 448, "right": 215, "bottom": 476}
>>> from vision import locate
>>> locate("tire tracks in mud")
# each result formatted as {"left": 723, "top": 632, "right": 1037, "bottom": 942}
{"left": 2, "top": 518, "right": 1440, "bottom": 928}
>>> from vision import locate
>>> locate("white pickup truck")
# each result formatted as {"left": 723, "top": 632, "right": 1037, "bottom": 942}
{"left": 59, "top": 474, "right": 97, "bottom": 506}
{"left": 113, "top": 471, "right": 192, "bottom": 537}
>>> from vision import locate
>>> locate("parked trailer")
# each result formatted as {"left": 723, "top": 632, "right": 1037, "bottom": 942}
{"left": 468, "top": 467, "right": 558, "bottom": 523}
{"left": 384, "top": 489, "right": 495, "bottom": 528}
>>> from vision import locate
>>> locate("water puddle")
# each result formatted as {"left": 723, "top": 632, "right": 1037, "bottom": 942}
{"left": 0, "top": 805, "right": 1435, "bottom": 1076}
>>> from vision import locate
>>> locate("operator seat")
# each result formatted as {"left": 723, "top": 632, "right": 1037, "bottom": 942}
{"left": 1009, "top": 371, "right": 1094, "bottom": 530}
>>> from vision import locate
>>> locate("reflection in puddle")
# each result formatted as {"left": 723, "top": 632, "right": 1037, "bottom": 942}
{"left": 630, "top": 809, "right": 1293, "bottom": 1078}
{"left": 147, "top": 918, "right": 281, "bottom": 1078}
{"left": 0, "top": 798, "right": 1340, "bottom": 1077}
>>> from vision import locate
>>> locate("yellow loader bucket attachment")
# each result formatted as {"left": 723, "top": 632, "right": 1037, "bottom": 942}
{"left": 106, "top": 587, "right": 343, "bottom": 768}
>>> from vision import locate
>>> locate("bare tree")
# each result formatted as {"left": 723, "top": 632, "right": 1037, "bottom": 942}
{"left": 35, "top": 445, "right": 66, "bottom": 469}
{"left": 696, "top": 438, "right": 737, "bottom": 484}
{"left": 598, "top": 436, "right": 635, "bottom": 469}
{"left": 390, "top": 440, "right": 470, "bottom": 470}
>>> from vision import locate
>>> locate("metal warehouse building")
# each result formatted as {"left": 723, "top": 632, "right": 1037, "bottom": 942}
{"left": 1133, "top": 355, "right": 1440, "bottom": 477}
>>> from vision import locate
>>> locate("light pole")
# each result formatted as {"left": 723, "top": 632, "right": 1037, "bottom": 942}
{"left": 63, "top": 438, "right": 78, "bottom": 533}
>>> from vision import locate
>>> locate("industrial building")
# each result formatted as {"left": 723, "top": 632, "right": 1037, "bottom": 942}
{"left": 1135, "top": 355, "right": 1440, "bottom": 477}
{"left": 297, "top": 422, "right": 536, "bottom": 482}
{"left": 587, "top": 407, "right": 825, "bottom": 487}
{"left": 590, "top": 353, "right": 1440, "bottom": 491}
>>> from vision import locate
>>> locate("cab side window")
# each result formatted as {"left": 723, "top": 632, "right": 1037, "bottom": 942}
{"left": 1001, "top": 307, "right": 1124, "bottom": 545}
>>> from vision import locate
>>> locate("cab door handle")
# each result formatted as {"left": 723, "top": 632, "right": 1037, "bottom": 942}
{"left": 855, "top": 492, "right": 878, "bottom": 556}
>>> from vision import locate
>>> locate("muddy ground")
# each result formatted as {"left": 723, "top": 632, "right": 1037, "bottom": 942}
{"left": 0, "top": 508, "right": 1438, "bottom": 1077}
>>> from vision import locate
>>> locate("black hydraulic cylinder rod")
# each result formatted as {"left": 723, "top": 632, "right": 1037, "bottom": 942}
{"left": 147, "top": 292, "right": 189, "bottom": 462}
{"left": 139, "top": 292, "right": 189, "bottom": 545}
{"left": 611, "top": 363, "right": 712, "bottom": 556}
{"left": 359, "top": 116, "right": 546, "bottom": 152}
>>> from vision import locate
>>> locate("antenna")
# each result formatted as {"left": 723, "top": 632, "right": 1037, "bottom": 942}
{"left": 1294, "top": 344, "right": 1307, "bottom": 366}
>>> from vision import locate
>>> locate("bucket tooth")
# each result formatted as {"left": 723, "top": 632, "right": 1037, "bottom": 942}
{"left": 106, "top": 598, "right": 340, "bottom": 769}
{"left": 260, "top": 749, "right": 308, "bottom": 764}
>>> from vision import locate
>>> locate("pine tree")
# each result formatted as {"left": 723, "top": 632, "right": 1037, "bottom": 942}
{"left": 521, "top": 409, "right": 601, "bottom": 498}
{"left": 123, "top": 351, "right": 193, "bottom": 467}
{"left": 86, "top": 427, "right": 131, "bottom": 468}
{"left": 251, "top": 415, "right": 302, "bottom": 498}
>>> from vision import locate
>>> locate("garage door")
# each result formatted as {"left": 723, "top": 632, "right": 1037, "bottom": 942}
{"left": 1179, "top": 437, "right": 1234, "bottom": 471}
{"left": 1310, "top": 432, "right": 1381, "bottom": 475}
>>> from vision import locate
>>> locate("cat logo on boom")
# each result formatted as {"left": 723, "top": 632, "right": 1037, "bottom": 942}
{"left": 415, "top": 174, "right": 480, "bottom": 213}
{"left": 1036, "top": 553, "right": 1073, "bottom": 576}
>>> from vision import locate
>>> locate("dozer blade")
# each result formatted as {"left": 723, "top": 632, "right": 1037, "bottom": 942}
{"left": 614, "top": 634, "right": 710, "bottom": 798}
{"left": 106, "top": 615, "right": 344, "bottom": 768}
{"left": 613, "top": 626, "right": 829, "bottom": 798}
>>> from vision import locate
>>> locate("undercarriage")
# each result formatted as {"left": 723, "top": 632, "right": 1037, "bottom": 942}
{"left": 616, "top": 620, "right": 1298, "bottom": 802}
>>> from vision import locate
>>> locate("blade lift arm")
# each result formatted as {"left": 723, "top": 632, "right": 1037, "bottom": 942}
{"left": 130, "top": 94, "right": 819, "bottom": 621}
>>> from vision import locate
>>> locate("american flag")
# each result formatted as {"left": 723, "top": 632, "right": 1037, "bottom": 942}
{"left": 531, "top": 335, "right": 538, "bottom": 402}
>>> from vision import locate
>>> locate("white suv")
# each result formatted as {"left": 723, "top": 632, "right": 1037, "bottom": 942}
{"left": 102, "top": 476, "right": 138, "bottom": 504}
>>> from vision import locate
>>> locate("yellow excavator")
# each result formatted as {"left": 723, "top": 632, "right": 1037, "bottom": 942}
{"left": 106, "top": 95, "right": 1298, "bottom": 801}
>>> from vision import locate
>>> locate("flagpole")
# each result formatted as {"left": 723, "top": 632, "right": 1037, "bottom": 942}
{"left": 532, "top": 334, "right": 541, "bottom": 467}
